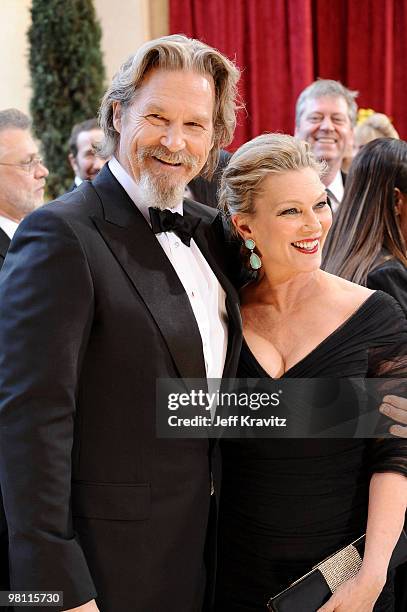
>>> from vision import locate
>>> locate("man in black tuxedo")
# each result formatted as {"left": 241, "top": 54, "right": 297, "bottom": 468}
{"left": 0, "top": 108, "right": 49, "bottom": 269}
{"left": 0, "top": 36, "right": 241, "bottom": 612}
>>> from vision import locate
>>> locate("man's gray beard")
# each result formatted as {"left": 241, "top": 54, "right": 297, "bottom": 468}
{"left": 138, "top": 171, "right": 187, "bottom": 211}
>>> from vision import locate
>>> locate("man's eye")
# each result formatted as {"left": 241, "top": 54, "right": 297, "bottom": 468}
{"left": 315, "top": 201, "right": 327, "bottom": 209}
{"left": 308, "top": 115, "right": 322, "bottom": 123}
{"left": 146, "top": 114, "right": 166, "bottom": 125}
{"left": 186, "top": 122, "right": 204, "bottom": 129}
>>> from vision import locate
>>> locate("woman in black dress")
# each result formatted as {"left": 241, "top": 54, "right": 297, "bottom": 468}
{"left": 215, "top": 134, "right": 407, "bottom": 612}
{"left": 323, "top": 137, "right": 407, "bottom": 315}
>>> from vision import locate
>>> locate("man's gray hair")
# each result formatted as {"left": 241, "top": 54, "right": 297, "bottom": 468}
{"left": 99, "top": 34, "right": 241, "bottom": 178}
{"left": 295, "top": 79, "right": 359, "bottom": 126}
{"left": 0, "top": 108, "right": 31, "bottom": 133}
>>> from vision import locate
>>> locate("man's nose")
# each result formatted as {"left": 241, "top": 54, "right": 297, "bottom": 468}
{"left": 319, "top": 115, "right": 334, "bottom": 131}
{"left": 160, "top": 124, "right": 186, "bottom": 152}
{"left": 93, "top": 155, "right": 106, "bottom": 171}
{"left": 35, "top": 160, "right": 49, "bottom": 178}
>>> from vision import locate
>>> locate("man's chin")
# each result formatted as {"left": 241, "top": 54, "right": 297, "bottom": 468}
{"left": 154, "top": 186, "right": 187, "bottom": 210}
{"left": 139, "top": 173, "right": 187, "bottom": 210}
{"left": 313, "top": 144, "right": 340, "bottom": 161}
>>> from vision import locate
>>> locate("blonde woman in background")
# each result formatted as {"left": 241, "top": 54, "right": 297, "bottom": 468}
{"left": 354, "top": 113, "right": 399, "bottom": 152}
{"left": 342, "top": 111, "right": 399, "bottom": 173}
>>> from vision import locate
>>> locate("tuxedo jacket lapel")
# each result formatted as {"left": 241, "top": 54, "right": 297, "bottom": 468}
{"left": 86, "top": 169, "right": 206, "bottom": 380}
{"left": 184, "top": 199, "right": 242, "bottom": 378}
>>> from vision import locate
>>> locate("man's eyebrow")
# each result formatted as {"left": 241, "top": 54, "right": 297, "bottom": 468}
{"left": 144, "top": 104, "right": 166, "bottom": 114}
{"left": 22, "top": 153, "right": 38, "bottom": 161}
{"left": 188, "top": 113, "right": 211, "bottom": 123}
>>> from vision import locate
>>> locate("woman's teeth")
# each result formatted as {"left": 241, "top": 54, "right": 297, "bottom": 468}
{"left": 292, "top": 240, "right": 319, "bottom": 250}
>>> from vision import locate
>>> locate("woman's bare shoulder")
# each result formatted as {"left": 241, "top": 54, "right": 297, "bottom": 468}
{"left": 321, "top": 271, "right": 375, "bottom": 309}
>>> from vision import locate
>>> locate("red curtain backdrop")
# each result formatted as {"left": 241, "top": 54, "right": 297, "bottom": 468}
{"left": 169, "top": 0, "right": 407, "bottom": 151}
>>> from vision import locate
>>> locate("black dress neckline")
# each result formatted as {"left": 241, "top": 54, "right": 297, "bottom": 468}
{"left": 216, "top": 290, "right": 407, "bottom": 611}
{"left": 242, "top": 291, "right": 380, "bottom": 378}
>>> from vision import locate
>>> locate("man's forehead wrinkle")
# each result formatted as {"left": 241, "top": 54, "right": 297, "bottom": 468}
{"left": 130, "top": 94, "right": 212, "bottom": 123}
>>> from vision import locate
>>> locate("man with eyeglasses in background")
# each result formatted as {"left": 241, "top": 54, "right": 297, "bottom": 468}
{"left": 0, "top": 108, "right": 49, "bottom": 270}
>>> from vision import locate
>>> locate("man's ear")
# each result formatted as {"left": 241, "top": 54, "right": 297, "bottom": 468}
{"left": 68, "top": 153, "right": 78, "bottom": 175}
{"left": 112, "top": 102, "right": 122, "bottom": 133}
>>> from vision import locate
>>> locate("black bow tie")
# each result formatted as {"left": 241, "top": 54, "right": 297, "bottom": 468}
{"left": 149, "top": 207, "right": 201, "bottom": 247}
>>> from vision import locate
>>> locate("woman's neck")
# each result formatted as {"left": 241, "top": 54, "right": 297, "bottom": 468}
{"left": 244, "top": 269, "right": 326, "bottom": 313}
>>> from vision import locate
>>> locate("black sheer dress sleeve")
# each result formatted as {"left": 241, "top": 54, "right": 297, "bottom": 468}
{"left": 367, "top": 295, "right": 407, "bottom": 477}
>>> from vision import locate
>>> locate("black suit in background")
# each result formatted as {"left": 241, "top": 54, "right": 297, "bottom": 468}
{"left": 188, "top": 149, "right": 231, "bottom": 208}
{"left": 67, "top": 181, "right": 77, "bottom": 193}
{"left": 0, "top": 165, "right": 242, "bottom": 612}
{"left": 0, "top": 227, "right": 10, "bottom": 603}
{"left": 367, "top": 252, "right": 407, "bottom": 316}
{"left": 0, "top": 227, "right": 10, "bottom": 270}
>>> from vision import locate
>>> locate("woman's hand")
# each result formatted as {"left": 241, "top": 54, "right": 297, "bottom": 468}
{"left": 380, "top": 395, "right": 407, "bottom": 437}
{"left": 316, "top": 571, "right": 386, "bottom": 612}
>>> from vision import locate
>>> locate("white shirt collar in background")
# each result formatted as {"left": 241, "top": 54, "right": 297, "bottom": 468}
{"left": 0, "top": 215, "right": 19, "bottom": 239}
{"left": 326, "top": 170, "right": 344, "bottom": 213}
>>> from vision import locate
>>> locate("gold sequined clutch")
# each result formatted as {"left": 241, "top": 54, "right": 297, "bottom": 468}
{"left": 268, "top": 530, "right": 407, "bottom": 612}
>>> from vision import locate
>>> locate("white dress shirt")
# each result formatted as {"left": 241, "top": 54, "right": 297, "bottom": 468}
{"left": 0, "top": 215, "right": 18, "bottom": 239}
{"left": 108, "top": 157, "right": 228, "bottom": 380}
{"left": 326, "top": 170, "right": 344, "bottom": 213}
{"left": 74, "top": 176, "right": 83, "bottom": 187}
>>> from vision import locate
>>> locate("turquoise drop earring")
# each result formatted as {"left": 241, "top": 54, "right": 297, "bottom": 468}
{"left": 245, "top": 238, "right": 262, "bottom": 270}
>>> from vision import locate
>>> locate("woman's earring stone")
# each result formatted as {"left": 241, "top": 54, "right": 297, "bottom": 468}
{"left": 245, "top": 238, "right": 262, "bottom": 270}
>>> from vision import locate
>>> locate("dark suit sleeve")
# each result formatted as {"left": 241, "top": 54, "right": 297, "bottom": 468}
{"left": 0, "top": 208, "right": 97, "bottom": 608}
{"left": 367, "top": 265, "right": 407, "bottom": 316}
{"left": 188, "top": 149, "right": 232, "bottom": 208}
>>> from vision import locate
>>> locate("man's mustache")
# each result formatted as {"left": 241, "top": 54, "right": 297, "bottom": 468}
{"left": 138, "top": 145, "right": 199, "bottom": 169}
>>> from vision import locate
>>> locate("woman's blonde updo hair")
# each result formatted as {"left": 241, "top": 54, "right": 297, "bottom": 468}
{"left": 354, "top": 113, "right": 399, "bottom": 150}
{"left": 219, "top": 133, "right": 326, "bottom": 236}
